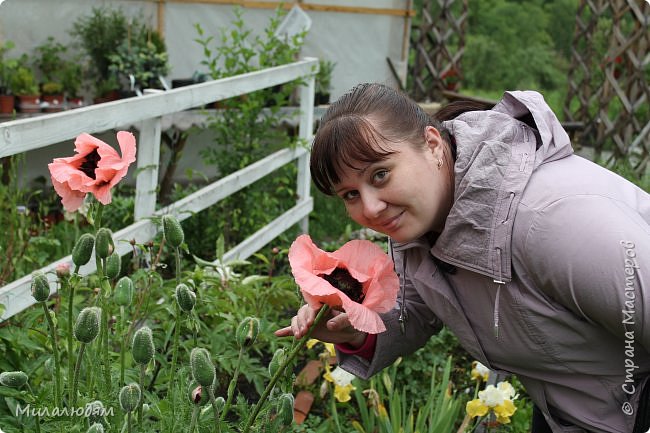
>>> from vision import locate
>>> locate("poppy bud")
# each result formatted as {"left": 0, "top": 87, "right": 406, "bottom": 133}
{"left": 162, "top": 215, "right": 184, "bottom": 248}
{"left": 31, "top": 272, "right": 50, "bottom": 302}
{"left": 87, "top": 423, "right": 104, "bottom": 433}
{"left": 190, "top": 348, "right": 215, "bottom": 387}
{"left": 115, "top": 277, "right": 134, "bottom": 306}
{"left": 236, "top": 317, "right": 260, "bottom": 348}
{"left": 72, "top": 233, "right": 95, "bottom": 267}
{"left": 74, "top": 307, "right": 101, "bottom": 344}
{"left": 119, "top": 383, "right": 141, "bottom": 412}
{"left": 56, "top": 262, "right": 71, "bottom": 278}
{"left": 0, "top": 371, "right": 28, "bottom": 388}
{"left": 95, "top": 228, "right": 114, "bottom": 259}
{"left": 132, "top": 326, "right": 155, "bottom": 365}
{"left": 44, "top": 357, "right": 55, "bottom": 376}
{"left": 175, "top": 284, "right": 196, "bottom": 312}
{"left": 276, "top": 393, "right": 294, "bottom": 426}
{"left": 105, "top": 251, "right": 121, "bottom": 280}
{"left": 86, "top": 400, "right": 107, "bottom": 426}
{"left": 268, "top": 348, "right": 286, "bottom": 377}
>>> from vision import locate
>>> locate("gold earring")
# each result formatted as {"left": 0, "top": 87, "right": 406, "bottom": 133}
{"left": 437, "top": 159, "right": 443, "bottom": 169}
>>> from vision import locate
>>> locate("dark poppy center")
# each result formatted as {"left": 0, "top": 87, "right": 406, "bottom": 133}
{"left": 321, "top": 267, "right": 364, "bottom": 303}
{"left": 79, "top": 149, "right": 101, "bottom": 179}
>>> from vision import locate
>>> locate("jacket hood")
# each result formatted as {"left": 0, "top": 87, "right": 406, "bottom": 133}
{"left": 428, "top": 90, "right": 573, "bottom": 282}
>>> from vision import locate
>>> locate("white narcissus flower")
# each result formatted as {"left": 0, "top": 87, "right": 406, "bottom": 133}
{"left": 497, "top": 381, "right": 518, "bottom": 400}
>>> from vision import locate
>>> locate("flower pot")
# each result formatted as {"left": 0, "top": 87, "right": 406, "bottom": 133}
{"left": 0, "top": 94, "right": 15, "bottom": 114}
{"left": 66, "top": 97, "right": 85, "bottom": 110}
{"left": 93, "top": 90, "right": 120, "bottom": 105}
{"left": 17, "top": 95, "right": 42, "bottom": 113}
{"left": 42, "top": 94, "right": 65, "bottom": 112}
{"left": 315, "top": 92, "right": 330, "bottom": 106}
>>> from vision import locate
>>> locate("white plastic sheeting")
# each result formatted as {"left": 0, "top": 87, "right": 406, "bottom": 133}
{"left": 0, "top": 0, "right": 410, "bottom": 99}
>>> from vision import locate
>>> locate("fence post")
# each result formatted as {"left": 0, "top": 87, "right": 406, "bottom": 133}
{"left": 134, "top": 117, "right": 162, "bottom": 221}
{"left": 297, "top": 64, "right": 316, "bottom": 234}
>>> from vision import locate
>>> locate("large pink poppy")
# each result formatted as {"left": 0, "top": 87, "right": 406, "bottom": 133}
{"left": 48, "top": 131, "right": 137, "bottom": 212}
{"left": 288, "top": 234, "right": 399, "bottom": 334}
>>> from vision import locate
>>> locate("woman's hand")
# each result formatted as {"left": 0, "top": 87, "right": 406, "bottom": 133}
{"left": 274, "top": 304, "right": 367, "bottom": 348}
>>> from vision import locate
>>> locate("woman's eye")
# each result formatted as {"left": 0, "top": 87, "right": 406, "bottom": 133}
{"left": 372, "top": 170, "right": 388, "bottom": 184}
{"left": 341, "top": 190, "right": 359, "bottom": 201}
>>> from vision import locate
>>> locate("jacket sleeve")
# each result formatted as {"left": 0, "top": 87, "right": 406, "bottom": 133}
{"left": 517, "top": 194, "right": 650, "bottom": 352}
{"left": 337, "top": 247, "right": 443, "bottom": 379}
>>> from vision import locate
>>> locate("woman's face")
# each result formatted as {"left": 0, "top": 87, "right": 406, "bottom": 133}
{"left": 333, "top": 126, "right": 453, "bottom": 243}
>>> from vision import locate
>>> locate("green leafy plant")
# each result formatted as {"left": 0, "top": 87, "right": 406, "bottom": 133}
{"left": 34, "top": 37, "right": 68, "bottom": 95}
{"left": 0, "top": 40, "right": 19, "bottom": 95}
{"left": 12, "top": 62, "right": 40, "bottom": 96}
{"left": 315, "top": 60, "right": 335, "bottom": 104}
{"left": 108, "top": 24, "right": 169, "bottom": 93}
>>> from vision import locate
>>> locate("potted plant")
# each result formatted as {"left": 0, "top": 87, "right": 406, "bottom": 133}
{"left": 71, "top": 7, "right": 128, "bottom": 101}
{"left": 61, "top": 61, "right": 84, "bottom": 109}
{"left": 35, "top": 37, "right": 67, "bottom": 112}
{"left": 315, "top": 60, "right": 335, "bottom": 105}
{"left": 12, "top": 60, "right": 41, "bottom": 113}
{"left": 108, "top": 26, "right": 169, "bottom": 95}
{"left": 0, "top": 40, "right": 19, "bottom": 114}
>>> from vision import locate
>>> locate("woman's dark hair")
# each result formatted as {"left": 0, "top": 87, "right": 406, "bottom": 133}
{"left": 310, "top": 83, "right": 491, "bottom": 195}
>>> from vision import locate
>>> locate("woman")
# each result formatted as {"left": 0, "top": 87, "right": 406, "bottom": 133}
{"left": 275, "top": 83, "right": 650, "bottom": 432}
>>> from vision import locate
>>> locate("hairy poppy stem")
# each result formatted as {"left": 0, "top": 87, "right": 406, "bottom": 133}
{"left": 67, "top": 271, "right": 79, "bottom": 406}
{"left": 41, "top": 302, "right": 62, "bottom": 408}
{"left": 189, "top": 405, "right": 200, "bottom": 433}
{"left": 243, "top": 305, "right": 330, "bottom": 433}
{"left": 71, "top": 343, "right": 86, "bottom": 408}
{"left": 220, "top": 347, "right": 244, "bottom": 421}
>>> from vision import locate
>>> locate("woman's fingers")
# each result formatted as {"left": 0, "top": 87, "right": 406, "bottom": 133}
{"left": 326, "top": 310, "right": 352, "bottom": 332}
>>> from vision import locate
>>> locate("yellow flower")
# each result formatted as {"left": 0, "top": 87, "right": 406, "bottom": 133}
{"left": 323, "top": 365, "right": 356, "bottom": 403}
{"left": 470, "top": 361, "right": 490, "bottom": 382}
{"left": 493, "top": 399, "right": 516, "bottom": 421}
{"left": 466, "top": 399, "right": 489, "bottom": 418}
{"left": 307, "top": 339, "right": 336, "bottom": 358}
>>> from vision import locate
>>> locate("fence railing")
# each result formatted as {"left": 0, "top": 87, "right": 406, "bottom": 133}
{"left": 0, "top": 57, "right": 318, "bottom": 322}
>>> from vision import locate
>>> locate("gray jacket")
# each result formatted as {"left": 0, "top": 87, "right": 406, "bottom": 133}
{"left": 337, "top": 91, "right": 650, "bottom": 433}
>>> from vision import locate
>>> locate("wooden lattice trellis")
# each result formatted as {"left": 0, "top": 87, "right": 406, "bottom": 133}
{"left": 564, "top": 0, "right": 650, "bottom": 173}
{"left": 409, "top": 0, "right": 468, "bottom": 102}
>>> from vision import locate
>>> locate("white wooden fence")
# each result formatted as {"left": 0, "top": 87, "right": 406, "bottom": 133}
{"left": 0, "top": 57, "right": 318, "bottom": 322}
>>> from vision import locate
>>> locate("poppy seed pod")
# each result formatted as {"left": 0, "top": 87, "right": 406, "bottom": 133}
{"left": 74, "top": 307, "right": 101, "bottom": 344}
{"left": 119, "top": 383, "right": 141, "bottom": 412}
{"left": 190, "top": 348, "right": 215, "bottom": 387}
{"left": 95, "top": 228, "right": 114, "bottom": 259}
{"left": 276, "top": 393, "right": 295, "bottom": 426}
{"left": 236, "top": 317, "right": 260, "bottom": 348}
{"left": 31, "top": 272, "right": 50, "bottom": 302}
{"left": 175, "top": 283, "right": 196, "bottom": 312}
{"left": 87, "top": 423, "right": 104, "bottom": 433}
{"left": 114, "top": 277, "right": 134, "bottom": 306}
{"left": 132, "top": 326, "right": 155, "bottom": 365}
{"left": 72, "top": 233, "right": 95, "bottom": 267}
{"left": 162, "top": 215, "right": 184, "bottom": 248}
{"left": 0, "top": 371, "right": 28, "bottom": 388}
{"left": 105, "top": 251, "right": 121, "bottom": 280}
{"left": 268, "top": 348, "right": 286, "bottom": 377}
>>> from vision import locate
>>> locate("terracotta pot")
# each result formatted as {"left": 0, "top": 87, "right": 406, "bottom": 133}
{"left": 93, "top": 90, "right": 120, "bottom": 105}
{"left": 66, "top": 97, "right": 85, "bottom": 110}
{"left": 42, "top": 94, "right": 65, "bottom": 112}
{"left": 17, "top": 95, "right": 42, "bottom": 113}
{"left": 0, "top": 94, "right": 15, "bottom": 114}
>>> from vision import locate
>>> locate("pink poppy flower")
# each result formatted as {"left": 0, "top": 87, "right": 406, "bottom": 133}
{"left": 48, "top": 131, "right": 137, "bottom": 212}
{"left": 288, "top": 234, "right": 399, "bottom": 334}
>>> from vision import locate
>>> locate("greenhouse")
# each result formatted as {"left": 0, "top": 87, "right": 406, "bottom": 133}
{"left": 0, "top": 1, "right": 648, "bottom": 432}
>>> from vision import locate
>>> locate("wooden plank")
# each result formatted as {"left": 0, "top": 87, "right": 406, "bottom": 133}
{"left": 134, "top": 118, "right": 162, "bottom": 220}
{"left": 165, "top": 0, "right": 415, "bottom": 17}
{"left": 158, "top": 147, "right": 308, "bottom": 217}
{"left": 297, "top": 76, "right": 315, "bottom": 233}
{"left": 223, "top": 199, "right": 313, "bottom": 262}
{"left": 0, "top": 58, "right": 318, "bottom": 158}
